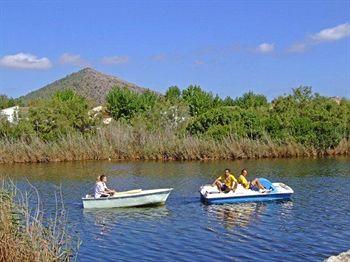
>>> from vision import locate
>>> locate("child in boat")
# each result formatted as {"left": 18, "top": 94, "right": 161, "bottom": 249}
{"left": 237, "top": 169, "right": 266, "bottom": 192}
{"left": 95, "top": 175, "right": 117, "bottom": 198}
{"left": 213, "top": 168, "right": 238, "bottom": 193}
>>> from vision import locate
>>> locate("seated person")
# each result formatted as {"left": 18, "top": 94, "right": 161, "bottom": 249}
{"left": 237, "top": 169, "right": 266, "bottom": 192}
{"left": 213, "top": 168, "right": 237, "bottom": 193}
{"left": 94, "top": 175, "right": 117, "bottom": 198}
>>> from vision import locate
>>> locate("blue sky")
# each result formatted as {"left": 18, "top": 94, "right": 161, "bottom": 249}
{"left": 0, "top": 0, "right": 349, "bottom": 99}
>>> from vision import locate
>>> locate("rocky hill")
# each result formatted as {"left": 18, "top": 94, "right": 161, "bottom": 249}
{"left": 21, "top": 68, "right": 150, "bottom": 104}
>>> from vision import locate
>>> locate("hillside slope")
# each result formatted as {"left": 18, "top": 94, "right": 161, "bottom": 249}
{"left": 21, "top": 68, "right": 150, "bottom": 104}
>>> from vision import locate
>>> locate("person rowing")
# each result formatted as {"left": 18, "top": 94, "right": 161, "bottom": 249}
{"left": 213, "top": 168, "right": 238, "bottom": 193}
{"left": 237, "top": 169, "right": 266, "bottom": 192}
{"left": 94, "top": 175, "right": 117, "bottom": 198}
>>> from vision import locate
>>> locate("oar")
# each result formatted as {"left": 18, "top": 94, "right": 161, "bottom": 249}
{"left": 113, "top": 189, "right": 142, "bottom": 195}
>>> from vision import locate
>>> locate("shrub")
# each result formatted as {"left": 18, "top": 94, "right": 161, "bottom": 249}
{"left": 187, "top": 106, "right": 242, "bottom": 135}
{"left": 0, "top": 117, "right": 35, "bottom": 140}
{"left": 239, "top": 109, "right": 266, "bottom": 139}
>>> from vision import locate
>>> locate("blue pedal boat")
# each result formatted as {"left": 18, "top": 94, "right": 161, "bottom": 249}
{"left": 200, "top": 178, "right": 293, "bottom": 205}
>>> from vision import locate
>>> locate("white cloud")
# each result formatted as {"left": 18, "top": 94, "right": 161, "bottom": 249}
{"left": 256, "top": 43, "right": 275, "bottom": 53}
{"left": 59, "top": 53, "right": 88, "bottom": 66}
{"left": 311, "top": 23, "right": 350, "bottom": 42}
{"left": 101, "top": 56, "right": 129, "bottom": 65}
{"left": 288, "top": 22, "right": 350, "bottom": 53}
{"left": 151, "top": 53, "right": 166, "bottom": 62}
{"left": 0, "top": 53, "right": 52, "bottom": 69}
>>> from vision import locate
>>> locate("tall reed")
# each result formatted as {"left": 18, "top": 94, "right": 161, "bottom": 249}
{"left": 0, "top": 123, "right": 348, "bottom": 164}
{"left": 0, "top": 180, "right": 76, "bottom": 261}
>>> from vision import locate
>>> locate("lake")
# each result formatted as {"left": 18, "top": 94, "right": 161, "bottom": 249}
{"left": 1, "top": 157, "right": 349, "bottom": 261}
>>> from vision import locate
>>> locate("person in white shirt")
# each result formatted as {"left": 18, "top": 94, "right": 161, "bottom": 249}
{"left": 94, "top": 175, "right": 116, "bottom": 198}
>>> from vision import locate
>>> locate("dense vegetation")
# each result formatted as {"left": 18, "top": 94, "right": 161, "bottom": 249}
{"left": 1, "top": 90, "right": 96, "bottom": 141}
{"left": 0, "top": 85, "right": 349, "bottom": 163}
{"left": 106, "top": 85, "right": 349, "bottom": 150}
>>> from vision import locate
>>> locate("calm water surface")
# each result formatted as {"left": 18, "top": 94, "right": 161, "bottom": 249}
{"left": 1, "top": 157, "right": 349, "bottom": 261}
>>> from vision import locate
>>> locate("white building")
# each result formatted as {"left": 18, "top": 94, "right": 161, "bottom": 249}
{"left": 103, "top": 117, "right": 112, "bottom": 124}
{"left": 0, "top": 106, "right": 19, "bottom": 123}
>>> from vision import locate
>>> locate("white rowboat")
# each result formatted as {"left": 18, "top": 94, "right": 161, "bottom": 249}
{"left": 82, "top": 188, "right": 173, "bottom": 209}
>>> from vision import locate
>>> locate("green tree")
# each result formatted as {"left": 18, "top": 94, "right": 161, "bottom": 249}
{"left": 234, "top": 91, "right": 268, "bottom": 109}
{"left": 182, "top": 85, "right": 221, "bottom": 116}
{"left": 292, "top": 86, "right": 313, "bottom": 104}
{"left": 223, "top": 96, "right": 235, "bottom": 106}
{"left": 139, "top": 90, "right": 159, "bottom": 112}
{"left": 28, "top": 89, "right": 95, "bottom": 141}
{"left": 165, "top": 86, "right": 181, "bottom": 102}
{"left": 107, "top": 87, "right": 142, "bottom": 121}
{"left": 107, "top": 87, "right": 159, "bottom": 121}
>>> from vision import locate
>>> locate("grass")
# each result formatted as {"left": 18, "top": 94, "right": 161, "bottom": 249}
{"left": 0, "top": 181, "right": 75, "bottom": 261}
{"left": 0, "top": 122, "right": 349, "bottom": 164}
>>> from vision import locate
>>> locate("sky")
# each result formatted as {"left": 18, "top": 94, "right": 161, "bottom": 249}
{"left": 0, "top": 0, "right": 349, "bottom": 99}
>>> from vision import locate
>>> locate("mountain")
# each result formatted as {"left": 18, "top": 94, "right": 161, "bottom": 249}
{"left": 21, "top": 68, "right": 150, "bottom": 105}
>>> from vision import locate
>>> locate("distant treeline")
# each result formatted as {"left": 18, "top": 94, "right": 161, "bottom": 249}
{"left": 0, "top": 86, "right": 349, "bottom": 163}
{"left": 0, "top": 95, "right": 23, "bottom": 109}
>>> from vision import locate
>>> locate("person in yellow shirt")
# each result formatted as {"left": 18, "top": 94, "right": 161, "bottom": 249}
{"left": 237, "top": 169, "right": 265, "bottom": 192}
{"left": 213, "top": 168, "right": 238, "bottom": 193}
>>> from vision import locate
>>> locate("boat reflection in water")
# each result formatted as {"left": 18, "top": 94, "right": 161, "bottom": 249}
{"left": 205, "top": 203, "right": 266, "bottom": 230}
{"left": 204, "top": 200, "right": 293, "bottom": 231}
{"left": 83, "top": 206, "right": 171, "bottom": 238}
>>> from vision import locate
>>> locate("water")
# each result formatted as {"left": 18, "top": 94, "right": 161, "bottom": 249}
{"left": 1, "top": 157, "right": 349, "bottom": 261}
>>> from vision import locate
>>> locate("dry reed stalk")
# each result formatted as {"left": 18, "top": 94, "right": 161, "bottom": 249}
{"left": 0, "top": 123, "right": 348, "bottom": 164}
{"left": 0, "top": 180, "right": 77, "bottom": 261}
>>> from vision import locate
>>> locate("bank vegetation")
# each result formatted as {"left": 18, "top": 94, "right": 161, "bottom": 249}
{"left": 0, "top": 182, "right": 75, "bottom": 261}
{"left": 0, "top": 86, "right": 349, "bottom": 163}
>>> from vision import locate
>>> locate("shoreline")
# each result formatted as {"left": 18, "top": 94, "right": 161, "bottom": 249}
{"left": 0, "top": 143, "right": 348, "bottom": 165}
